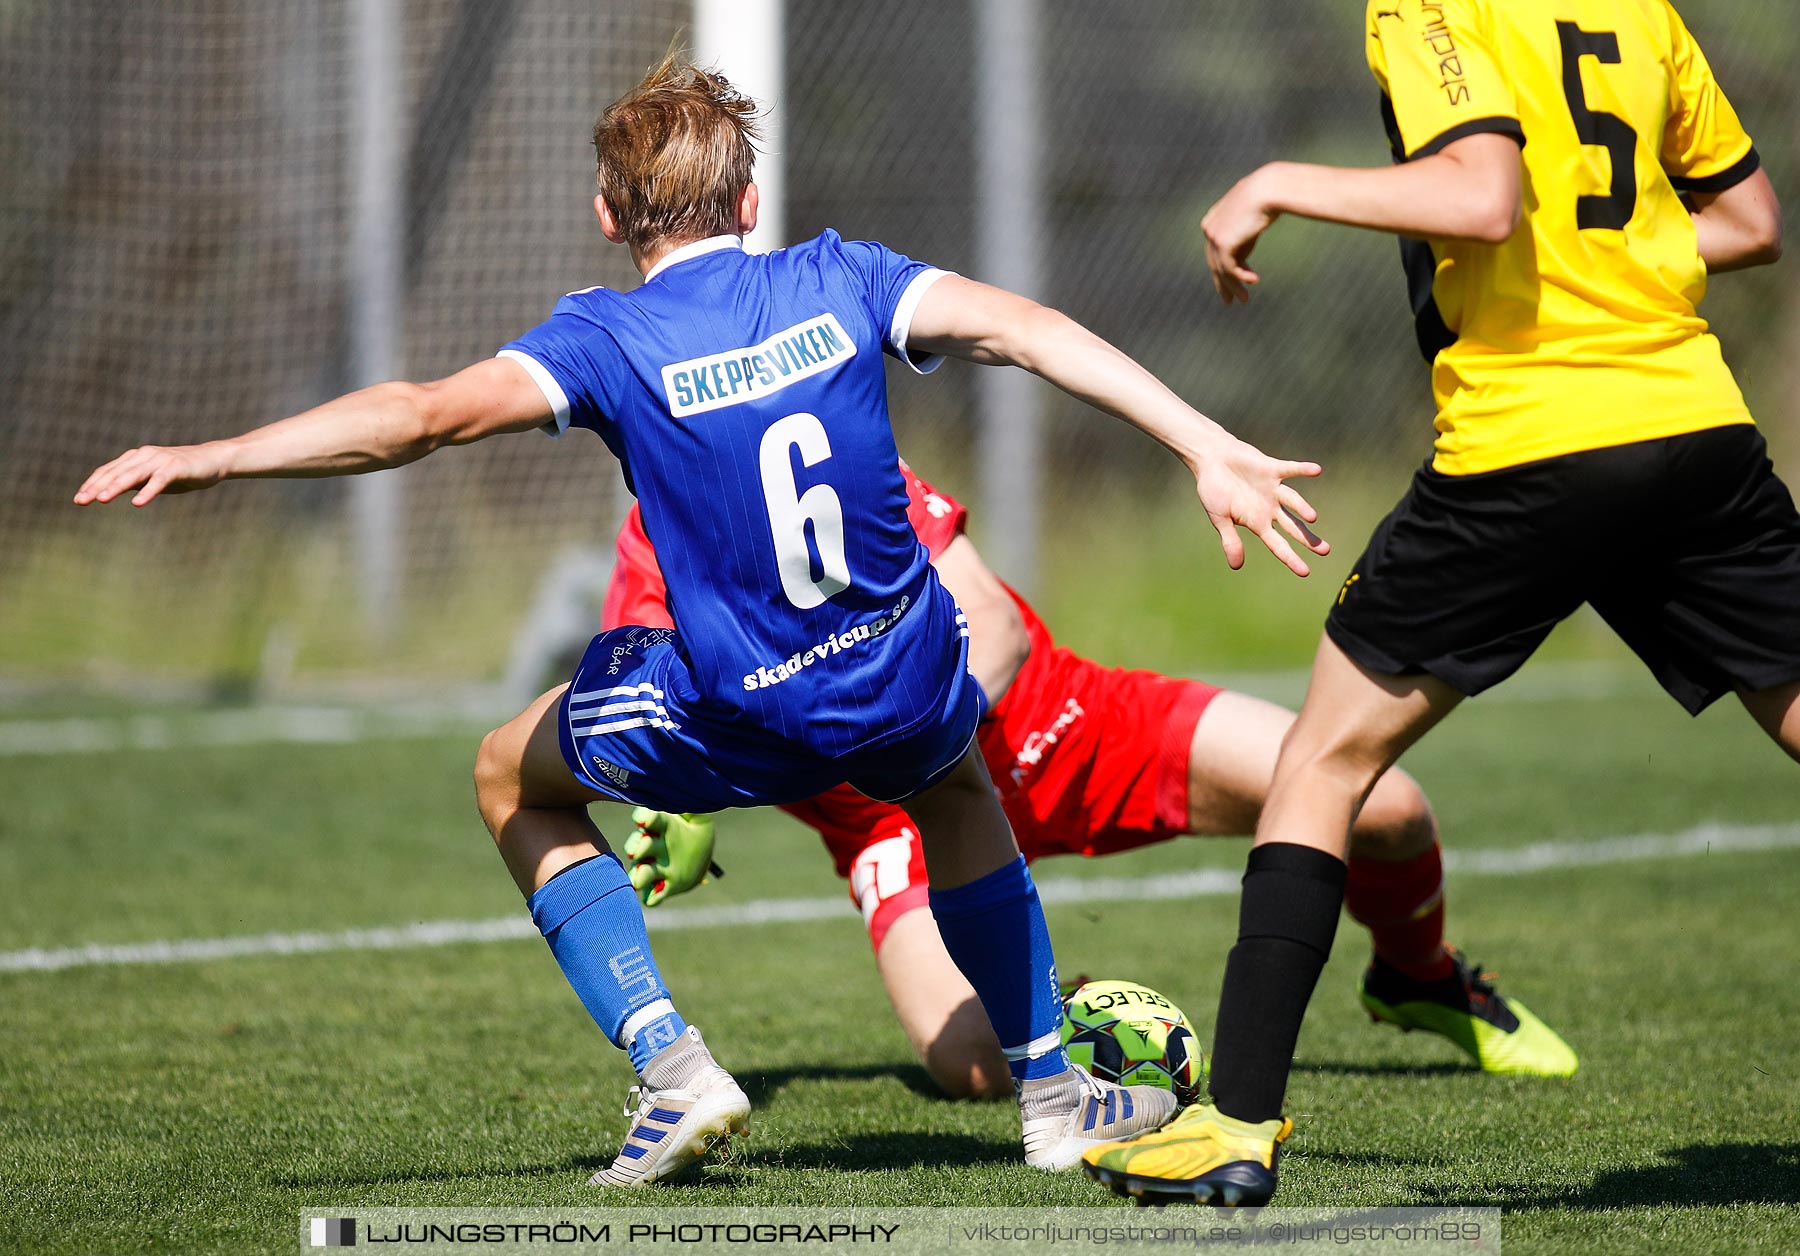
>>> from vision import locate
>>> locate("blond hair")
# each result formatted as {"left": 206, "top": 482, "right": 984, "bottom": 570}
{"left": 593, "top": 54, "right": 762, "bottom": 252}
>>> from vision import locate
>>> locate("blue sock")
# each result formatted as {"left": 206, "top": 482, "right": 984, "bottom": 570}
{"left": 527, "top": 854, "right": 688, "bottom": 1074}
{"left": 929, "top": 855, "right": 1070, "bottom": 1081}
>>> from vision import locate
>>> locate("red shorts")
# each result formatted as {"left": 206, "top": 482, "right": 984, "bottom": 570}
{"left": 792, "top": 646, "right": 1220, "bottom": 950}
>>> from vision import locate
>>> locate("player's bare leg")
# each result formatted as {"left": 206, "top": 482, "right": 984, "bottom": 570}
{"left": 1248, "top": 638, "right": 1462, "bottom": 859}
{"left": 879, "top": 694, "right": 1448, "bottom": 1105}
{"left": 1183, "top": 689, "right": 1437, "bottom": 859}
{"left": 876, "top": 750, "right": 1038, "bottom": 1105}
{"left": 476, "top": 685, "right": 748, "bottom": 1187}
{"left": 1739, "top": 680, "right": 1800, "bottom": 764}
{"left": 875, "top": 908, "right": 1011, "bottom": 1100}
{"left": 1086, "top": 638, "right": 1464, "bottom": 1203}
{"left": 904, "top": 745, "right": 1022, "bottom": 887}
{"left": 907, "top": 746, "right": 1177, "bottom": 1166}
{"left": 475, "top": 684, "right": 612, "bottom": 893}
{"left": 1179, "top": 684, "right": 1568, "bottom": 1073}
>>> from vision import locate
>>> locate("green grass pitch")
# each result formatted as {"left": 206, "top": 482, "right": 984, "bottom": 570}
{"left": 2, "top": 669, "right": 1797, "bottom": 1255}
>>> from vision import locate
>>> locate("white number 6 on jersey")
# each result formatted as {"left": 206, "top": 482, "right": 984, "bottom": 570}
{"left": 759, "top": 412, "right": 852, "bottom": 609}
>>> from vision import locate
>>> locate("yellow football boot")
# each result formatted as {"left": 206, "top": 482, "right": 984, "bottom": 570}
{"left": 1081, "top": 1102, "right": 1291, "bottom": 1206}
{"left": 1360, "top": 948, "right": 1578, "bottom": 1077}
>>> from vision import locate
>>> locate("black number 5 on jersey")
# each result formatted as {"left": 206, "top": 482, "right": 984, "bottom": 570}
{"left": 1557, "top": 22, "right": 1638, "bottom": 231}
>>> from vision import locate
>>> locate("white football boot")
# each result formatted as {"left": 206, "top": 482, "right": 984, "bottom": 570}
{"left": 590, "top": 1026, "right": 751, "bottom": 1187}
{"left": 1017, "top": 1063, "right": 1179, "bottom": 1171}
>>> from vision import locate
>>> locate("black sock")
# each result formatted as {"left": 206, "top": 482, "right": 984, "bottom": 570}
{"left": 1207, "top": 842, "right": 1347, "bottom": 1123}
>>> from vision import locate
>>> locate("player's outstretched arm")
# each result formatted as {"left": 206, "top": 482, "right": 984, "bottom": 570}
{"left": 1200, "top": 133, "right": 1523, "bottom": 304}
{"left": 907, "top": 277, "right": 1327, "bottom": 576}
{"left": 73, "top": 357, "right": 554, "bottom": 508}
{"left": 1688, "top": 167, "right": 1783, "bottom": 273}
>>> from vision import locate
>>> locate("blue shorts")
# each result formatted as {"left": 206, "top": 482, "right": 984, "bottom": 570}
{"left": 556, "top": 625, "right": 983, "bottom": 814}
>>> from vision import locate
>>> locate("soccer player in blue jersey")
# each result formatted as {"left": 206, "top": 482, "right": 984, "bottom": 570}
{"left": 74, "top": 56, "right": 1327, "bottom": 1186}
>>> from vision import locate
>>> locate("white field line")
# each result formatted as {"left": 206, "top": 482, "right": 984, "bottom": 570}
{"left": 2, "top": 820, "right": 1793, "bottom": 976}
{"left": 0, "top": 662, "right": 1651, "bottom": 759}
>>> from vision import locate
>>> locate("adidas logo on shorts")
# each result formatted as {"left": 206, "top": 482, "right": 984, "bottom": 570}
{"left": 591, "top": 757, "right": 632, "bottom": 788}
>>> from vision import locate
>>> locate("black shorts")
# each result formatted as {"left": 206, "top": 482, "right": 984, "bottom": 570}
{"left": 1326, "top": 425, "right": 1800, "bottom": 714}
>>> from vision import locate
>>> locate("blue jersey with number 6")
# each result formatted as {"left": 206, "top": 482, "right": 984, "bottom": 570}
{"left": 499, "top": 232, "right": 965, "bottom": 760}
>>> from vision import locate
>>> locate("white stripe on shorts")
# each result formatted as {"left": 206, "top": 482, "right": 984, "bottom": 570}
{"left": 566, "top": 699, "right": 667, "bottom": 720}
{"left": 570, "top": 682, "right": 665, "bottom": 703}
{"left": 567, "top": 716, "right": 673, "bottom": 738}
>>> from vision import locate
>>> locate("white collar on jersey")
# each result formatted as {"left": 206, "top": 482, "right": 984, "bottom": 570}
{"left": 645, "top": 234, "right": 745, "bottom": 282}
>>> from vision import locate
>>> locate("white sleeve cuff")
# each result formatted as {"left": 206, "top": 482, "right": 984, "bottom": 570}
{"left": 497, "top": 349, "right": 572, "bottom": 437}
{"left": 889, "top": 268, "right": 953, "bottom": 375}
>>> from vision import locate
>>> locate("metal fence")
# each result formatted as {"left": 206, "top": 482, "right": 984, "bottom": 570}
{"left": 3, "top": 0, "right": 1794, "bottom": 695}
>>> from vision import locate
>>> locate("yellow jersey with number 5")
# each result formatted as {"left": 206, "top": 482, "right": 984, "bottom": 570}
{"left": 1365, "top": 0, "right": 1761, "bottom": 475}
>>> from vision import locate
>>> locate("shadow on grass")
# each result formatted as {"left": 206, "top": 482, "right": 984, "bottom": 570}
{"left": 273, "top": 1131, "right": 1015, "bottom": 1190}
{"left": 272, "top": 1064, "right": 990, "bottom": 1190}
{"left": 707, "top": 1133, "right": 1017, "bottom": 1176}
{"left": 272, "top": 1159, "right": 601, "bottom": 1190}
{"left": 1422, "top": 1142, "right": 1800, "bottom": 1210}
{"left": 734, "top": 1061, "right": 951, "bottom": 1106}
{"left": 1298, "top": 1060, "right": 1474, "bottom": 1078}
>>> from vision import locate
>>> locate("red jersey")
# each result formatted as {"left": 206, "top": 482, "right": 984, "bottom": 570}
{"left": 601, "top": 460, "right": 1218, "bottom": 949}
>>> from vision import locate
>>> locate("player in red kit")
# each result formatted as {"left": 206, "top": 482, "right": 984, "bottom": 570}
{"left": 608, "top": 462, "right": 1576, "bottom": 1098}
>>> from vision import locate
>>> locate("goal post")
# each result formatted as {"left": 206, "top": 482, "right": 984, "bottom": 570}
{"left": 347, "top": 0, "right": 406, "bottom": 643}
{"left": 974, "top": 0, "right": 1046, "bottom": 597}
{"left": 694, "top": 0, "right": 787, "bottom": 253}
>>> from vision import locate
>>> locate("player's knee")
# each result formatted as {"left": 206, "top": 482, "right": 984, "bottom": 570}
{"left": 921, "top": 750, "right": 993, "bottom": 808}
{"left": 946, "top": 1060, "right": 1013, "bottom": 1102}
{"left": 1350, "top": 769, "right": 1438, "bottom": 860}
{"left": 473, "top": 725, "right": 521, "bottom": 836}
{"left": 1281, "top": 712, "right": 1389, "bottom": 791}
{"left": 922, "top": 1022, "right": 1011, "bottom": 1102}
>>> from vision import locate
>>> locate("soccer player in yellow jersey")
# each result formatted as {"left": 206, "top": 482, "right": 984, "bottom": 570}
{"left": 1084, "top": 0, "right": 1792, "bottom": 1205}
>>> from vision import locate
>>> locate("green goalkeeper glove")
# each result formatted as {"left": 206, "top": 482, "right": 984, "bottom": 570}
{"left": 622, "top": 808, "right": 723, "bottom": 907}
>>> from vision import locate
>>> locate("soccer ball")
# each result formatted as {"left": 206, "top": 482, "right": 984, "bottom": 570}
{"left": 1060, "top": 979, "right": 1205, "bottom": 1105}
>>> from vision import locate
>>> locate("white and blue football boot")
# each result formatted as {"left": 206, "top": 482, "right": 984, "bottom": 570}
{"left": 591, "top": 1026, "right": 751, "bottom": 1187}
{"left": 1018, "top": 1063, "right": 1178, "bottom": 1171}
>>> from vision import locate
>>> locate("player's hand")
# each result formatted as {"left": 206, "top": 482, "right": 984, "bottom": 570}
{"left": 73, "top": 443, "right": 233, "bottom": 508}
{"left": 1193, "top": 439, "right": 1328, "bottom": 576}
{"left": 1201, "top": 169, "right": 1281, "bottom": 306}
{"left": 623, "top": 809, "right": 719, "bottom": 907}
